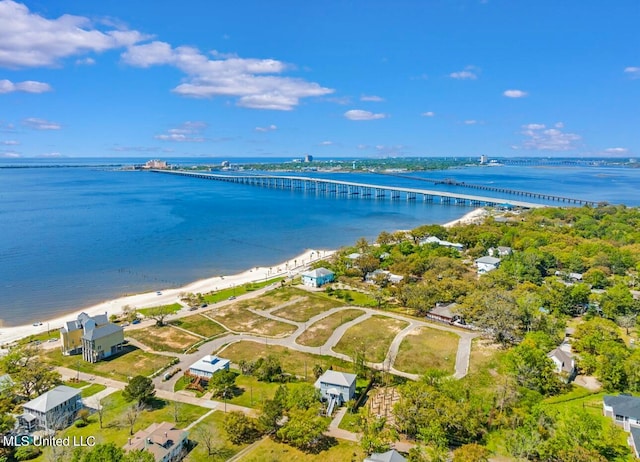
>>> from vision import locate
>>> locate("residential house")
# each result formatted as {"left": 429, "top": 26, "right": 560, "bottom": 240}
{"left": 19, "top": 385, "right": 82, "bottom": 432}
{"left": 419, "top": 236, "right": 464, "bottom": 251}
{"left": 301, "top": 268, "right": 335, "bottom": 288}
{"left": 475, "top": 256, "right": 501, "bottom": 275}
{"left": 315, "top": 370, "right": 357, "bottom": 405}
{"left": 547, "top": 346, "right": 576, "bottom": 382}
{"left": 187, "top": 355, "right": 230, "bottom": 382}
{"left": 124, "top": 421, "right": 189, "bottom": 462}
{"left": 364, "top": 449, "right": 407, "bottom": 462}
{"left": 603, "top": 394, "right": 640, "bottom": 457}
{"left": 426, "top": 302, "right": 462, "bottom": 325}
{"left": 60, "top": 312, "right": 125, "bottom": 363}
{"left": 488, "top": 246, "right": 512, "bottom": 257}
{"left": 365, "top": 269, "right": 403, "bottom": 285}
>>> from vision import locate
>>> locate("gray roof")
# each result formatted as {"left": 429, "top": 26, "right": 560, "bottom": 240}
{"left": 302, "top": 267, "right": 334, "bottom": 278}
{"left": 429, "top": 303, "right": 458, "bottom": 319}
{"left": 365, "top": 449, "right": 407, "bottom": 462}
{"left": 23, "top": 385, "right": 81, "bottom": 413}
{"left": 475, "top": 256, "right": 501, "bottom": 265}
{"left": 82, "top": 322, "right": 123, "bottom": 341}
{"left": 631, "top": 427, "right": 640, "bottom": 456}
{"left": 548, "top": 348, "right": 574, "bottom": 373}
{"left": 603, "top": 395, "right": 640, "bottom": 421}
{"left": 315, "top": 370, "right": 357, "bottom": 388}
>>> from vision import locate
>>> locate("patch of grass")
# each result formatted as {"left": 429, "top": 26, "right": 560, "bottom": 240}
{"left": 296, "top": 309, "right": 365, "bottom": 347}
{"left": 137, "top": 303, "right": 182, "bottom": 317}
{"left": 169, "top": 313, "right": 227, "bottom": 338}
{"left": 64, "top": 379, "right": 90, "bottom": 388}
{"left": 226, "top": 373, "right": 309, "bottom": 408}
{"left": 334, "top": 315, "right": 409, "bottom": 363}
{"left": 271, "top": 291, "right": 343, "bottom": 322}
{"left": 460, "top": 338, "right": 507, "bottom": 397}
{"left": 43, "top": 346, "right": 176, "bottom": 382}
{"left": 206, "top": 303, "right": 296, "bottom": 337}
{"left": 327, "top": 288, "right": 379, "bottom": 308}
{"left": 393, "top": 327, "right": 459, "bottom": 374}
{"left": 81, "top": 383, "right": 107, "bottom": 398}
{"left": 127, "top": 325, "right": 200, "bottom": 353}
{"left": 218, "top": 342, "right": 355, "bottom": 378}
{"left": 14, "top": 330, "right": 61, "bottom": 346}
{"left": 185, "top": 411, "right": 249, "bottom": 462}
{"left": 202, "top": 277, "right": 285, "bottom": 304}
{"left": 240, "top": 436, "right": 364, "bottom": 462}
{"left": 338, "top": 410, "right": 361, "bottom": 432}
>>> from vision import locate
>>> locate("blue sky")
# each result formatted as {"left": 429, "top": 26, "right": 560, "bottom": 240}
{"left": 0, "top": 0, "right": 638, "bottom": 158}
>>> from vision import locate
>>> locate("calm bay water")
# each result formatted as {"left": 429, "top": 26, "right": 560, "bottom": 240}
{"left": 1, "top": 159, "right": 638, "bottom": 326}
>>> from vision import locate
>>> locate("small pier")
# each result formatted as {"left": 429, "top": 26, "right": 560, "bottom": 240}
{"left": 151, "top": 170, "right": 553, "bottom": 209}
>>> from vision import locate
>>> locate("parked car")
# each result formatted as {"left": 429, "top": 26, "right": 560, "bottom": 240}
{"left": 132, "top": 319, "right": 141, "bottom": 325}
{"left": 228, "top": 296, "right": 236, "bottom": 300}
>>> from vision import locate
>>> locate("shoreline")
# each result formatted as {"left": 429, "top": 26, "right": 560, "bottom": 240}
{"left": 0, "top": 207, "right": 486, "bottom": 347}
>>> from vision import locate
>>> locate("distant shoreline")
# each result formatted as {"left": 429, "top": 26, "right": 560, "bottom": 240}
{"left": 0, "top": 208, "right": 485, "bottom": 347}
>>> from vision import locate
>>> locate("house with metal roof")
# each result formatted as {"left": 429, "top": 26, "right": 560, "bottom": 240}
{"left": 315, "top": 370, "right": 357, "bottom": 415}
{"left": 123, "top": 421, "right": 188, "bottom": 462}
{"left": 475, "top": 256, "right": 501, "bottom": 275}
{"left": 19, "top": 385, "right": 82, "bottom": 432}
{"left": 547, "top": 346, "right": 576, "bottom": 381}
{"left": 187, "top": 355, "right": 230, "bottom": 381}
{"left": 603, "top": 394, "right": 640, "bottom": 457}
{"left": 60, "top": 312, "right": 124, "bottom": 363}
{"left": 364, "top": 449, "right": 407, "bottom": 462}
{"left": 301, "top": 267, "right": 335, "bottom": 288}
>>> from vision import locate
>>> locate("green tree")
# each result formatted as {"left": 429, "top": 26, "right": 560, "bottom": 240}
{"left": 122, "top": 375, "right": 155, "bottom": 405}
{"left": 144, "top": 305, "right": 173, "bottom": 326}
{"left": 359, "top": 407, "right": 398, "bottom": 455}
{"left": 600, "top": 283, "right": 635, "bottom": 319}
{"left": 255, "top": 355, "right": 283, "bottom": 382}
{"left": 286, "top": 383, "right": 321, "bottom": 411}
{"left": 451, "top": 444, "right": 490, "bottom": 462}
{"left": 208, "top": 370, "right": 238, "bottom": 399}
{"left": 504, "top": 339, "right": 562, "bottom": 395}
{"left": 276, "top": 407, "right": 329, "bottom": 451}
{"left": 223, "top": 411, "right": 261, "bottom": 445}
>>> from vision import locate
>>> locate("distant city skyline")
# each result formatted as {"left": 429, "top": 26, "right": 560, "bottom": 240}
{"left": 0, "top": 0, "right": 638, "bottom": 158}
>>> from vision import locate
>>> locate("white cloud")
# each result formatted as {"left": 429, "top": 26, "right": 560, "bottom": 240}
{"left": 360, "top": 94, "right": 384, "bottom": 102}
{"left": 464, "top": 120, "right": 478, "bottom": 125}
{"left": 76, "top": 57, "right": 95, "bottom": 66}
{"left": 122, "top": 41, "right": 333, "bottom": 110}
{"left": 0, "top": 79, "right": 52, "bottom": 93}
{"left": 503, "top": 89, "right": 527, "bottom": 98}
{"left": 0, "top": 0, "right": 149, "bottom": 68}
{"left": 604, "top": 147, "right": 628, "bottom": 154}
{"left": 155, "top": 121, "right": 207, "bottom": 142}
{"left": 23, "top": 117, "right": 61, "bottom": 130}
{"left": 450, "top": 66, "right": 479, "bottom": 80}
{"left": 255, "top": 124, "right": 277, "bottom": 132}
{"left": 624, "top": 67, "right": 640, "bottom": 78}
{"left": 520, "top": 123, "right": 581, "bottom": 151}
{"left": 0, "top": 150, "right": 20, "bottom": 157}
{"left": 1, "top": 139, "right": 18, "bottom": 145}
{"left": 319, "top": 140, "right": 333, "bottom": 146}
{"left": 344, "top": 109, "right": 386, "bottom": 121}
{"left": 554, "top": 122, "right": 564, "bottom": 128}
{"left": 422, "top": 111, "right": 435, "bottom": 117}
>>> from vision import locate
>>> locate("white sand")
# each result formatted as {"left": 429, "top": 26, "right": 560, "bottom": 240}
{"left": 0, "top": 249, "right": 334, "bottom": 347}
{"left": 442, "top": 207, "right": 487, "bottom": 228}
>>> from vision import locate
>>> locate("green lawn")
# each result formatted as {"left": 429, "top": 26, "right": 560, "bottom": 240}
{"left": 202, "top": 277, "right": 285, "bottom": 304}
{"left": 327, "top": 288, "right": 380, "bottom": 308}
{"left": 205, "top": 302, "right": 296, "bottom": 337}
{"left": 271, "top": 291, "right": 344, "bottom": 322}
{"left": 218, "top": 341, "right": 355, "bottom": 378}
{"left": 296, "top": 309, "right": 365, "bottom": 347}
{"left": 137, "top": 303, "right": 182, "bottom": 317}
{"left": 338, "top": 410, "right": 361, "bottom": 432}
{"left": 127, "top": 325, "right": 201, "bottom": 353}
{"left": 184, "top": 411, "right": 249, "bottom": 462}
{"left": 240, "top": 436, "right": 364, "bottom": 462}
{"left": 43, "top": 346, "right": 177, "bottom": 382}
{"left": 393, "top": 327, "right": 459, "bottom": 374}
{"left": 81, "top": 383, "right": 107, "bottom": 398}
{"left": 226, "top": 373, "right": 309, "bottom": 408}
{"left": 334, "top": 315, "right": 409, "bottom": 363}
{"left": 170, "top": 313, "right": 227, "bottom": 338}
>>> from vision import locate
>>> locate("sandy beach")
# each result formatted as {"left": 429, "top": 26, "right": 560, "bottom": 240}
{"left": 0, "top": 248, "right": 334, "bottom": 347}
{"left": 0, "top": 207, "right": 487, "bottom": 347}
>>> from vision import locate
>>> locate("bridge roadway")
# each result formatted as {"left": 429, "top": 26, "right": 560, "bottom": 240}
{"left": 151, "top": 169, "right": 548, "bottom": 209}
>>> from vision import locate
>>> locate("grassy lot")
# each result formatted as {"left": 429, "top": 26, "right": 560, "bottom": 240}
{"left": 42, "top": 346, "right": 176, "bottom": 382}
{"left": 218, "top": 342, "right": 355, "bottom": 378}
{"left": 184, "top": 411, "right": 249, "bottom": 462}
{"left": 226, "top": 373, "right": 309, "bottom": 408}
{"left": 170, "top": 313, "right": 227, "bottom": 338}
{"left": 12, "top": 329, "right": 61, "bottom": 347}
{"left": 81, "top": 383, "right": 107, "bottom": 398}
{"left": 241, "top": 437, "right": 364, "bottom": 462}
{"left": 333, "top": 316, "right": 409, "bottom": 363}
{"left": 127, "top": 325, "right": 201, "bottom": 353}
{"left": 271, "top": 291, "right": 344, "bottom": 322}
{"left": 338, "top": 410, "right": 361, "bottom": 432}
{"left": 460, "top": 338, "right": 507, "bottom": 397}
{"left": 35, "top": 391, "right": 209, "bottom": 461}
{"left": 296, "top": 309, "right": 365, "bottom": 347}
{"left": 137, "top": 303, "right": 182, "bottom": 317}
{"left": 327, "top": 288, "right": 379, "bottom": 308}
{"left": 206, "top": 303, "right": 296, "bottom": 337}
{"left": 64, "top": 379, "right": 90, "bottom": 388}
{"left": 202, "top": 277, "right": 285, "bottom": 304}
{"left": 393, "top": 327, "right": 459, "bottom": 374}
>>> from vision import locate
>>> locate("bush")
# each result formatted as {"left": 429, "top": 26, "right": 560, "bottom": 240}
{"left": 15, "top": 445, "right": 42, "bottom": 461}
{"left": 75, "top": 419, "right": 88, "bottom": 428}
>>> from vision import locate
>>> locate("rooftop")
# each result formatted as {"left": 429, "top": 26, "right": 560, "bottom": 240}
{"left": 189, "top": 355, "right": 230, "bottom": 375}
{"left": 23, "top": 385, "right": 81, "bottom": 413}
{"left": 315, "top": 370, "right": 357, "bottom": 388}
{"left": 604, "top": 394, "right": 640, "bottom": 421}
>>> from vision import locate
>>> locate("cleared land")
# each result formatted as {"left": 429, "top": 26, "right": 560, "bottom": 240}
{"left": 127, "top": 326, "right": 200, "bottom": 353}
{"left": 184, "top": 411, "right": 249, "bottom": 462}
{"left": 226, "top": 373, "right": 309, "bottom": 408}
{"left": 270, "top": 289, "right": 344, "bottom": 322}
{"left": 296, "top": 309, "right": 365, "bottom": 347}
{"left": 43, "top": 346, "right": 176, "bottom": 382}
{"left": 333, "top": 315, "right": 409, "bottom": 363}
{"left": 393, "top": 327, "right": 459, "bottom": 374}
{"left": 137, "top": 303, "right": 182, "bottom": 317}
{"left": 240, "top": 437, "right": 364, "bottom": 462}
{"left": 202, "top": 277, "right": 284, "bottom": 304}
{"left": 170, "top": 313, "right": 227, "bottom": 338}
{"left": 218, "top": 341, "right": 354, "bottom": 378}
{"left": 205, "top": 303, "right": 296, "bottom": 337}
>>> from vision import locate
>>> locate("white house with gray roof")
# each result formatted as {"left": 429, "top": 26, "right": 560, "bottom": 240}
{"left": 315, "top": 370, "right": 356, "bottom": 404}
{"left": 187, "top": 355, "right": 230, "bottom": 381}
{"left": 364, "top": 449, "right": 407, "bottom": 462}
{"left": 19, "top": 385, "right": 82, "bottom": 432}
{"left": 547, "top": 347, "right": 576, "bottom": 381}
{"left": 475, "top": 256, "right": 501, "bottom": 275}
{"left": 603, "top": 394, "right": 640, "bottom": 457}
{"left": 301, "top": 268, "right": 335, "bottom": 287}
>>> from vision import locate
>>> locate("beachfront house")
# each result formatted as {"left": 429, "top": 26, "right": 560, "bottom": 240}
{"left": 301, "top": 268, "right": 335, "bottom": 288}
{"left": 315, "top": 370, "right": 357, "bottom": 414}
{"left": 123, "top": 421, "right": 189, "bottom": 462}
{"left": 475, "top": 256, "right": 501, "bottom": 275}
{"left": 187, "top": 355, "right": 230, "bottom": 382}
{"left": 603, "top": 395, "right": 640, "bottom": 457}
{"left": 60, "top": 312, "right": 125, "bottom": 363}
{"left": 19, "top": 385, "right": 83, "bottom": 432}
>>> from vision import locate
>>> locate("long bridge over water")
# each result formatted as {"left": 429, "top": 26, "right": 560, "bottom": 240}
{"left": 151, "top": 170, "right": 560, "bottom": 209}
